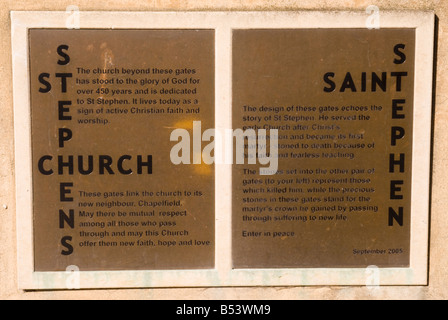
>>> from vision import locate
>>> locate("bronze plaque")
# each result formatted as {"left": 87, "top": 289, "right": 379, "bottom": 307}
{"left": 29, "top": 29, "right": 215, "bottom": 271}
{"left": 233, "top": 29, "right": 415, "bottom": 268}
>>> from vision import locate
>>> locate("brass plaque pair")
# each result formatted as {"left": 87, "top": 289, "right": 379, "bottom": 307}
{"left": 29, "top": 28, "right": 414, "bottom": 271}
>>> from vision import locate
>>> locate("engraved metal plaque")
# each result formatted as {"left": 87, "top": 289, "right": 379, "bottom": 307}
{"left": 29, "top": 29, "right": 215, "bottom": 271}
{"left": 232, "top": 29, "right": 415, "bottom": 268}
{"left": 12, "top": 11, "right": 433, "bottom": 289}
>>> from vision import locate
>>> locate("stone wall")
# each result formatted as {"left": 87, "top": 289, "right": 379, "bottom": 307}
{"left": 1, "top": 0, "right": 446, "bottom": 299}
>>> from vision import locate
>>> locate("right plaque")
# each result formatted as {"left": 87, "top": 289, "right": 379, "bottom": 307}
{"left": 232, "top": 29, "right": 416, "bottom": 269}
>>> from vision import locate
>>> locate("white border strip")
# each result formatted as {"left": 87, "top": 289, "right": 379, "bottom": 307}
{"left": 11, "top": 11, "right": 434, "bottom": 290}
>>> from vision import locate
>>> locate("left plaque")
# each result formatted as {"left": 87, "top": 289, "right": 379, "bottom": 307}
{"left": 29, "top": 29, "right": 215, "bottom": 271}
